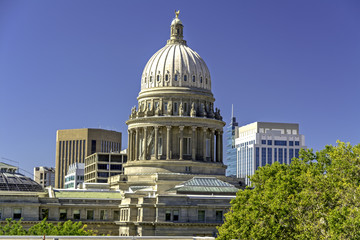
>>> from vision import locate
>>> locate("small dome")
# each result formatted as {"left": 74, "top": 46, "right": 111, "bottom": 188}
{"left": 0, "top": 172, "right": 44, "bottom": 192}
{"left": 171, "top": 18, "right": 182, "bottom": 26}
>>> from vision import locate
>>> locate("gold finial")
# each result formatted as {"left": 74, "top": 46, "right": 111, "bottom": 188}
{"left": 175, "top": 10, "right": 180, "bottom": 18}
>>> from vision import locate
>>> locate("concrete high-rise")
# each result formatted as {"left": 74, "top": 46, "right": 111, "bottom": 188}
{"left": 235, "top": 122, "right": 306, "bottom": 185}
{"left": 55, "top": 128, "right": 121, "bottom": 188}
{"left": 34, "top": 166, "right": 55, "bottom": 187}
{"left": 225, "top": 105, "right": 238, "bottom": 176}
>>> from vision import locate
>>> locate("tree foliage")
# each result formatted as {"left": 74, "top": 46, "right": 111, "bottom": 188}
{"left": 217, "top": 141, "right": 360, "bottom": 240}
{"left": 0, "top": 218, "right": 94, "bottom": 236}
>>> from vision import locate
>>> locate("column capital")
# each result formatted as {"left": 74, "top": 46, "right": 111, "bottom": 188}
{"left": 179, "top": 126, "right": 184, "bottom": 131}
{"left": 192, "top": 126, "right": 197, "bottom": 131}
{"left": 211, "top": 129, "right": 215, "bottom": 134}
{"left": 203, "top": 127, "right": 207, "bottom": 132}
{"left": 166, "top": 126, "right": 172, "bottom": 130}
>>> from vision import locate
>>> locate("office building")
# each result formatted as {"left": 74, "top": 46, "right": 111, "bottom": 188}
{"left": 84, "top": 152, "right": 127, "bottom": 183}
{"left": 55, "top": 128, "right": 122, "bottom": 188}
{"left": 225, "top": 106, "right": 238, "bottom": 176}
{"left": 235, "top": 122, "right": 306, "bottom": 185}
{"left": 34, "top": 166, "right": 55, "bottom": 187}
{"left": 64, "top": 163, "right": 84, "bottom": 189}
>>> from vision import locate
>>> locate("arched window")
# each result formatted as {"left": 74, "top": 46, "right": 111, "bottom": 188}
{"left": 205, "top": 78, "right": 208, "bottom": 84}
{"left": 192, "top": 76, "right": 195, "bottom": 82}
{"left": 184, "top": 75, "right": 187, "bottom": 81}
{"left": 157, "top": 75, "right": 160, "bottom": 81}
{"left": 144, "top": 77, "right": 147, "bottom": 83}
{"left": 200, "top": 76, "right": 203, "bottom": 83}
{"left": 175, "top": 74, "right": 178, "bottom": 81}
{"left": 150, "top": 76, "right": 152, "bottom": 83}
{"left": 165, "top": 75, "right": 169, "bottom": 81}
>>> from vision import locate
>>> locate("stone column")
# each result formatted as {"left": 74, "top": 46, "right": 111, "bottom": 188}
{"left": 220, "top": 130, "right": 223, "bottom": 163}
{"left": 203, "top": 128, "right": 207, "bottom": 161}
{"left": 211, "top": 129, "right": 215, "bottom": 162}
{"left": 192, "top": 126, "right": 196, "bottom": 161}
{"left": 179, "top": 126, "right": 184, "bottom": 160}
{"left": 127, "top": 130, "right": 132, "bottom": 161}
{"left": 154, "top": 126, "right": 159, "bottom": 160}
{"left": 143, "top": 127, "right": 147, "bottom": 160}
{"left": 166, "top": 126, "right": 172, "bottom": 160}
{"left": 135, "top": 128, "right": 139, "bottom": 161}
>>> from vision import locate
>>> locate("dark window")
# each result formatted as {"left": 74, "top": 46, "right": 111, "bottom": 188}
{"left": 198, "top": 210, "right": 205, "bottom": 222}
{"left": 261, "top": 148, "right": 266, "bottom": 166}
{"left": 173, "top": 210, "right": 179, "bottom": 221}
{"left": 184, "top": 75, "right": 187, "bottom": 81}
{"left": 165, "top": 75, "right": 168, "bottom": 81}
{"left": 295, "top": 141, "right": 300, "bottom": 146}
{"left": 274, "top": 148, "right": 277, "bottom": 162}
{"left": 200, "top": 76, "right": 203, "bottom": 83}
{"left": 216, "top": 211, "right": 223, "bottom": 222}
{"left": 267, "top": 148, "right": 272, "bottom": 164}
{"left": 267, "top": 140, "right": 272, "bottom": 145}
{"left": 60, "top": 209, "right": 67, "bottom": 220}
{"left": 91, "top": 140, "right": 96, "bottom": 154}
{"left": 150, "top": 76, "right": 152, "bottom": 82}
{"left": 205, "top": 78, "right": 208, "bottom": 84}
{"left": 98, "top": 164, "right": 109, "bottom": 170}
{"left": 87, "top": 210, "right": 94, "bottom": 220}
{"left": 295, "top": 149, "right": 300, "bottom": 158}
{"left": 13, "top": 208, "right": 21, "bottom": 219}
{"left": 175, "top": 75, "right": 178, "bottom": 81}
{"left": 113, "top": 210, "right": 120, "bottom": 221}
{"left": 279, "top": 148, "right": 283, "bottom": 164}
{"left": 261, "top": 140, "right": 266, "bottom": 144}
{"left": 98, "top": 172, "right": 109, "bottom": 178}
{"left": 165, "top": 210, "right": 171, "bottom": 221}
{"left": 110, "top": 164, "right": 122, "bottom": 170}
{"left": 157, "top": 75, "right": 160, "bottom": 81}
{"left": 289, "top": 149, "right": 294, "bottom": 164}
{"left": 73, "top": 210, "right": 80, "bottom": 220}
{"left": 100, "top": 210, "right": 107, "bottom": 220}
{"left": 41, "top": 209, "right": 49, "bottom": 220}
{"left": 284, "top": 149, "right": 287, "bottom": 164}
{"left": 192, "top": 76, "right": 195, "bottom": 82}
{"left": 274, "top": 140, "right": 287, "bottom": 146}
{"left": 255, "top": 147, "right": 260, "bottom": 170}
{"left": 289, "top": 141, "right": 294, "bottom": 146}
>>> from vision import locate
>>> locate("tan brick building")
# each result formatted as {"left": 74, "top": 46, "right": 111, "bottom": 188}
{"left": 55, "top": 128, "right": 122, "bottom": 188}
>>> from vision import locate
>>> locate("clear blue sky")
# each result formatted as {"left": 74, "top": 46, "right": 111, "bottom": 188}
{"left": 0, "top": 0, "right": 359, "bottom": 177}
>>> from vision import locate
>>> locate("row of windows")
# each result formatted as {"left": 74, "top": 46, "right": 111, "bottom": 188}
{"left": 256, "top": 147, "right": 300, "bottom": 167}
{"left": 65, "top": 175, "right": 84, "bottom": 182}
{"left": 58, "top": 209, "right": 119, "bottom": 221}
{"left": 261, "top": 140, "right": 300, "bottom": 146}
{"left": 165, "top": 209, "right": 223, "bottom": 223}
{"left": 144, "top": 75, "right": 209, "bottom": 84}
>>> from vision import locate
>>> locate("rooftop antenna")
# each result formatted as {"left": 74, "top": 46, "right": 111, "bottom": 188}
{"left": 231, "top": 104, "right": 234, "bottom": 119}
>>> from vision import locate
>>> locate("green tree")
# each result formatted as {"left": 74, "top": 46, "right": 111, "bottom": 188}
{"left": 0, "top": 218, "right": 94, "bottom": 236}
{"left": 217, "top": 141, "right": 360, "bottom": 240}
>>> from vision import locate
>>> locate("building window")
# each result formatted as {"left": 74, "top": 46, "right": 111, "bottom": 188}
{"left": 274, "top": 140, "right": 287, "bottom": 146}
{"left": 150, "top": 76, "right": 152, "bottom": 82}
{"left": 295, "top": 141, "right": 300, "bottom": 146}
{"left": 165, "top": 75, "right": 169, "bottom": 81}
{"left": 157, "top": 75, "right": 160, "bottom": 81}
{"left": 165, "top": 210, "right": 171, "bottom": 221}
{"left": 185, "top": 166, "right": 192, "bottom": 173}
{"left": 144, "top": 77, "right": 146, "bottom": 83}
{"left": 274, "top": 148, "right": 277, "bottom": 162}
{"left": 183, "top": 137, "right": 191, "bottom": 155}
{"left": 289, "top": 141, "right": 294, "bottom": 146}
{"left": 175, "top": 74, "right": 178, "bottom": 81}
{"left": 198, "top": 210, "right": 205, "bottom": 222}
{"left": 215, "top": 210, "right": 223, "bottom": 222}
{"left": 192, "top": 75, "right": 195, "bottom": 82}
{"left": 91, "top": 140, "right": 96, "bottom": 154}
{"left": 13, "top": 208, "right": 22, "bottom": 219}
{"left": 205, "top": 78, "right": 208, "bottom": 84}
{"left": 60, "top": 209, "right": 67, "bottom": 221}
{"left": 87, "top": 210, "right": 94, "bottom": 220}
{"left": 113, "top": 210, "right": 120, "bottom": 221}
{"left": 261, "top": 140, "right": 266, "bottom": 144}
{"left": 267, "top": 140, "right": 272, "bottom": 145}
{"left": 295, "top": 149, "right": 300, "bottom": 159}
{"left": 255, "top": 147, "right": 260, "bottom": 170}
{"left": 174, "top": 102, "right": 178, "bottom": 114}
{"left": 200, "top": 76, "right": 203, "bottom": 83}
{"left": 267, "top": 148, "right": 272, "bottom": 164}
{"left": 100, "top": 210, "right": 107, "bottom": 220}
{"left": 173, "top": 210, "right": 179, "bottom": 221}
{"left": 284, "top": 149, "right": 287, "bottom": 164}
{"left": 261, "top": 148, "right": 266, "bottom": 166}
{"left": 279, "top": 148, "right": 283, "bottom": 164}
{"left": 184, "top": 75, "right": 187, "bottom": 81}
{"left": 289, "top": 149, "right": 294, "bottom": 164}
{"left": 73, "top": 210, "right": 80, "bottom": 220}
{"left": 41, "top": 209, "right": 49, "bottom": 220}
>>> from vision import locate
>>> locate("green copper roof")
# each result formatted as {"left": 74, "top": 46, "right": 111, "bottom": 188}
{"left": 54, "top": 190, "right": 121, "bottom": 199}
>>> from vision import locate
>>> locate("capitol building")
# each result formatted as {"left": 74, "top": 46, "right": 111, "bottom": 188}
{"left": 0, "top": 12, "right": 243, "bottom": 237}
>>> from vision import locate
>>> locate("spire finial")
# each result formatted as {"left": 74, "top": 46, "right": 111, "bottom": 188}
{"left": 175, "top": 10, "right": 180, "bottom": 18}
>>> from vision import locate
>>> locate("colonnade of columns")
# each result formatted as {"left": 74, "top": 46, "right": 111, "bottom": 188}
{"left": 127, "top": 125, "right": 223, "bottom": 163}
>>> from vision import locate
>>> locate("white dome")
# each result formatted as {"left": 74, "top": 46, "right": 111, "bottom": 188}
{"left": 140, "top": 14, "right": 211, "bottom": 92}
{"left": 141, "top": 44, "right": 211, "bottom": 91}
